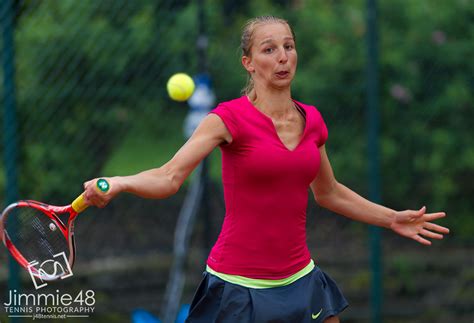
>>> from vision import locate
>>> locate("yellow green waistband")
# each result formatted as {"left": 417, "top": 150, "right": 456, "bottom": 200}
{"left": 206, "top": 260, "right": 315, "bottom": 289}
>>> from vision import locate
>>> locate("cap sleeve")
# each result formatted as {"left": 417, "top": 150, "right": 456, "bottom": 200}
{"left": 315, "top": 109, "right": 328, "bottom": 147}
{"left": 209, "top": 104, "right": 239, "bottom": 143}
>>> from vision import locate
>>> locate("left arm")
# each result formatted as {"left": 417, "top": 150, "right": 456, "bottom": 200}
{"left": 310, "top": 145, "right": 450, "bottom": 245}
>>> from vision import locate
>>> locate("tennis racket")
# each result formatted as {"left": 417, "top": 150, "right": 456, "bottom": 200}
{"left": 0, "top": 178, "right": 110, "bottom": 281}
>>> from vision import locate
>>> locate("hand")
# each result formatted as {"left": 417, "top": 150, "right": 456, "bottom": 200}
{"left": 390, "top": 206, "right": 450, "bottom": 245}
{"left": 83, "top": 177, "right": 122, "bottom": 208}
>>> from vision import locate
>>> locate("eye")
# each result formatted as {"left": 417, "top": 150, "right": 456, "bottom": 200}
{"left": 264, "top": 47, "right": 274, "bottom": 54}
{"left": 284, "top": 43, "right": 295, "bottom": 50}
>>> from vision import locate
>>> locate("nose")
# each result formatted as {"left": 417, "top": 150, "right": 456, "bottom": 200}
{"left": 278, "top": 47, "right": 288, "bottom": 64}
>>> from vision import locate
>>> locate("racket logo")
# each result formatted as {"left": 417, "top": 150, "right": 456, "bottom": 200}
{"left": 27, "top": 252, "right": 73, "bottom": 290}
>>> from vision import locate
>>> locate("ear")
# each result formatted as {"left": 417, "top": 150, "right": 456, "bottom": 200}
{"left": 242, "top": 56, "right": 255, "bottom": 73}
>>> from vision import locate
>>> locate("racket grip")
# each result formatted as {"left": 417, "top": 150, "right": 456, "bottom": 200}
{"left": 72, "top": 194, "right": 89, "bottom": 213}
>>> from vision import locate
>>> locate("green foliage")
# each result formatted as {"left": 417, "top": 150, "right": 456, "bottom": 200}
{"left": 6, "top": 0, "right": 199, "bottom": 203}
{"left": 205, "top": 0, "right": 473, "bottom": 239}
{"left": 386, "top": 254, "right": 423, "bottom": 296}
{"left": 349, "top": 269, "right": 371, "bottom": 291}
{"left": 377, "top": 0, "right": 474, "bottom": 238}
{"left": 1, "top": 0, "right": 472, "bottom": 238}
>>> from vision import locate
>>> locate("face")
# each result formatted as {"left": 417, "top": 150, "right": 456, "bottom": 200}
{"left": 242, "top": 22, "right": 297, "bottom": 91}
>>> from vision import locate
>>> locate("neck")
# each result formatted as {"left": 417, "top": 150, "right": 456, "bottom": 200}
{"left": 250, "top": 85, "right": 293, "bottom": 118}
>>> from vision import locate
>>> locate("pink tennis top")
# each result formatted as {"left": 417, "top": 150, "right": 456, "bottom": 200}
{"left": 207, "top": 96, "right": 328, "bottom": 279}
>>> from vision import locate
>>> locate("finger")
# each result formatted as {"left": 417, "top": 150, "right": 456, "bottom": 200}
{"left": 413, "top": 206, "right": 426, "bottom": 218}
{"left": 84, "top": 179, "right": 95, "bottom": 189}
{"left": 424, "top": 222, "right": 450, "bottom": 234}
{"left": 84, "top": 189, "right": 103, "bottom": 204}
{"left": 424, "top": 212, "right": 446, "bottom": 221}
{"left": 97, "top": 201, "right": 108, "bottom": 208}
{"left": 84, "top": 189, "right": 96, "bottom": 201}
{"left": 420, "top": 229, "right": 444, "bottom": 240}
{"left": 413, "top": 234, "right": 431, "bottom": 246}
{"left": 82, "top": 193, "right": 90, "bottom": 204}
{"left": 89, "top": 196, "right": 107, "bottom": 208}
{"left": 406, "top": 206, "right": 425, "bottom": 220}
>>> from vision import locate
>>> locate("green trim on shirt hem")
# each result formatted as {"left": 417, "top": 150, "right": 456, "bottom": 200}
{"left": 206, "top": 260, "right": 315, "bottom": 289}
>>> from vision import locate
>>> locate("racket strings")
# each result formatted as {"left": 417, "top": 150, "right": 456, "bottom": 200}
{"left": 5, "top": 206, "right": 70, "bottom": 272}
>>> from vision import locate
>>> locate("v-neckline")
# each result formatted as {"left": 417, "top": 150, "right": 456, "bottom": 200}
{"left": 245, "top": 96, "right": 308, "bottom": 152}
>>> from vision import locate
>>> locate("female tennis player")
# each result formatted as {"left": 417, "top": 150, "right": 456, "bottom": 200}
{"left": 83, "top": 16, "right": 449, "bottom": 323}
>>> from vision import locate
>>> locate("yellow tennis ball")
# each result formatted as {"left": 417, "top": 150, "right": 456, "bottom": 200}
{"left": 167, "top": 73, "right": 195, "bottom": 102}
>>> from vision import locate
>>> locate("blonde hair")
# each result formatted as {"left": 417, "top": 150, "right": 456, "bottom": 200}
{"left": 240, "top": 16, "right": 296, "bottom": 97}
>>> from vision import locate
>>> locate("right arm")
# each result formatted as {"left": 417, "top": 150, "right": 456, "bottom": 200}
{"left": 84, "top": 114, "right": 231, "bottom": 207}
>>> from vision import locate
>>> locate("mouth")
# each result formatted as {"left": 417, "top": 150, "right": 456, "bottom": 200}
{"left": 275, "top": 71, "right": 290, "bottom": 78}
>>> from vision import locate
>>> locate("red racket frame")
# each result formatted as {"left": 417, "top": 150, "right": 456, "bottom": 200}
{"left": 0, "top": 200, "right": 79, "bottom": 279}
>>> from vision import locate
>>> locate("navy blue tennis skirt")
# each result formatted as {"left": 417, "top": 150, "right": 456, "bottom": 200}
{"left": 186, "top": 266, "right": 348, "bottom": 323}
